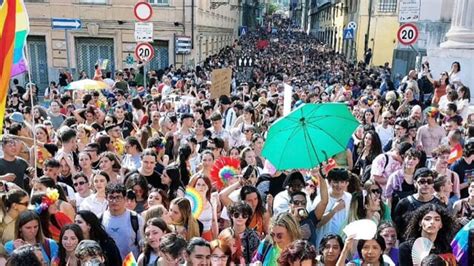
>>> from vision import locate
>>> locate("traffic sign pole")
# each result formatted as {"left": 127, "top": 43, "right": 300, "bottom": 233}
{"left": 65, "top": 30, "right": 70, "bottom": 71}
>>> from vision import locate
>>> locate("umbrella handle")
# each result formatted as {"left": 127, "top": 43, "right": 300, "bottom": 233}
{"left": 319, "top": 150, "right": 329, "bottom": 179}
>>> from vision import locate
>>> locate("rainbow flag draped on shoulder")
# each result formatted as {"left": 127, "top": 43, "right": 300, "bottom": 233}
{"left": 0, "top": 0, "right": 29, "bottom": 135}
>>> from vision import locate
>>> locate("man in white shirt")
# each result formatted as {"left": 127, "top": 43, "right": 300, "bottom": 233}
{"left": 219, "top": 95, "right": 237, "bottom": 130}
{"left": 376, "top": 111, "right": 394, "bottom": 148}
{"left": 315, "top": 168, "right": 352, "bottom": 250}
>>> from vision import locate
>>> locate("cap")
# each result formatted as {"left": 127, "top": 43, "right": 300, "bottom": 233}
{"left": 219, "top": 95, "right": 232, "bottom": 105}
{"left": 9, "top": 112, "right": 24, "bottom": 124}
{"left": 414, "top": 167, "right": 435, "bottom": 180}
{"left": 180, "top": 113, "right": 194, "bottom": 120}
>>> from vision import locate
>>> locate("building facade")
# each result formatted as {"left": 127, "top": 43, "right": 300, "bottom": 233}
{"left": 24, "top": 0, "right": 239, "bottom": 90}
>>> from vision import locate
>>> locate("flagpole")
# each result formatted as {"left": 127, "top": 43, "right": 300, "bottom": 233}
{"left": 24, "top": 44, "right": 38, "bottom": 178}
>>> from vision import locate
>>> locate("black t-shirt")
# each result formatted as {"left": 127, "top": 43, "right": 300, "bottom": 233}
{"left": 450, "top": 157, "right": 474, "bottom": 198}
{"left": 127, "top": 170, "right": 164, "bottom": 190}
{"left": 117, "top": 120, "right": 134, "bottom": 139}
{"left": 393, "top": 195, "right": 442, "bottom": 241}
{"left": 0, "top": 157, "right": 29, "bottom": 189}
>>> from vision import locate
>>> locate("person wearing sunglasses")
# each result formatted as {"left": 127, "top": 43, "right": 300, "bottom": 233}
{"left": 0, "top": 189, "right": 29, "bottom": 244}
{"left": 252, "top": 213, "right": 301, "bottom": 266}
{"left": 288, "top": 170, "right": 329, "bottom": 247}
{"left": 347, "top": 180, "right": 387, "bottom": 227}
{"left": 393, "top": 167, "right": 443, "bottom": 241}
{"left": 273, "top": 171, "right": 309, "bottom": 216}
{"left": 226, "top": 201, "right": 260, "bottom": 265}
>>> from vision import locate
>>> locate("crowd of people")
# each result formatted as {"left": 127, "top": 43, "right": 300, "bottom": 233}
{"left": 1, "top": 17, "right": 473, "bottom": 266}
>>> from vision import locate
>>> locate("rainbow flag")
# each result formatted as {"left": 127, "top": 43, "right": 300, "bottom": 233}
{"left": 11, "top": 0, "right": 29, "bottom": 77}
{"left": 122, "top": 252, "right": 137, "bottom": 266}
{"left": 0, "top": 0, "right": 29, "bottom": 135}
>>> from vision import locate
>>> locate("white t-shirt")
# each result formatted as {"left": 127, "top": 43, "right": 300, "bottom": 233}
{"left": 314, "top": 192, "right": 352, "bottom": 250}
{"left": 376, "top": 124, "right": 394, "bottom": 148}
{"left": 79, "top": 194, "right": 108, "bottom": 214}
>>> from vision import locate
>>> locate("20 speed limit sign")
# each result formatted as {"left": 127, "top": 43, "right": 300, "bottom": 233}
{"left": 135, "top": 42, "right": 155, "bottom": 62}
{"left": 397, "top": 23, "right": 419, "bottom": 46}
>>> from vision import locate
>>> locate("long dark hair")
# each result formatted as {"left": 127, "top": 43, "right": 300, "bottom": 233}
{"left": 164, "top": 165, "right": 184, "bottom": 200}
{"left": 240, "top": 186, "right": 266, "bottom": 217}
{"left": 76, "top": 210, "right": 112, "bottom": 243}
{"left": 58, "top": 224, "right": 84, "bottom": 266}
{"left": 357, "top": 235, "right": 386, "bottom": 265}
{"left": 36, "top": 176, "right": 68, "bottom": 202}
{"left": 142, "top": 218, "right": 171, "bottom": 265}
{"left": 404, "top": 204, "right": 456, "bottom": 253}
{"left": 319, "top": 234, "right": 344, "bottom": 263}
{"left": 178, "top": 144, "right": 192, "bottom": 186}
{"left": 30, "top": 193, "right": 60, "bottom": 239}
{"left": 358, "top": 130, "right": 383, "bottom": 163}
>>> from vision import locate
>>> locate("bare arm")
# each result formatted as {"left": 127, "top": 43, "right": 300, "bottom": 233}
{"left": 318, "top": 199, "right": 345, "bottom": 227}
{"left": 218, "top": 181, "right": 241, "bottom": 207}
{"left": 313, "top": 175, "right": 328, "bottom": 221}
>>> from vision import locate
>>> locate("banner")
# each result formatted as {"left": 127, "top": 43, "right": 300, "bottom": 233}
{"left": 210, "top": 68, "right": 232, "bottom": 99}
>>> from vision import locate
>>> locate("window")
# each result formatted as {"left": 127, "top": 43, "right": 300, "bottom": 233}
{"left": 80, "top": 0, "right": 107, "bottom": 4}
{"left": 149, "top": 0, "right": 169, "bottom": 5}
{"left": 378, "top": 0, "right": 397, "bottom": 13}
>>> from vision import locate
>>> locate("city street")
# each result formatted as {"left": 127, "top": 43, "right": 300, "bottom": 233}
{"left": 0, "top": 0, "right": 473, "bottom": 265}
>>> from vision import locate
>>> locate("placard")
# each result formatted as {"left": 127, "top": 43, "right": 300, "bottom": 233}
{"left": 210, "top": 68, "right": 232, "bottom": 99}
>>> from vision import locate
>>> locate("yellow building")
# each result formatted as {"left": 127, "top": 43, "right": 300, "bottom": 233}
{"left": 310, "top": 0, "right": 398, "bottom": 66}
{"left": 352, "top": 0, "right": 398, "bottom": 66}
{"left": 24, "top": 0, "right": 239, "bottom": 90}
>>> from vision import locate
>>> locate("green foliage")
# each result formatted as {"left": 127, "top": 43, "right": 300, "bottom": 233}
{"left": 267, "top": 3, "right": 278, "bottom": 15}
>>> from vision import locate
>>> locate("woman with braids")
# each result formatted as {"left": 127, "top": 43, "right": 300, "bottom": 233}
{"left": 398, "top": 204, "right": 457, "bottom": 266}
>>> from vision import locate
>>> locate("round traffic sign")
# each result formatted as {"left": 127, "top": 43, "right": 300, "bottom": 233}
{"left": 134, "top": 1, "right": 153, "bottom": 22}
{"left": 135, "top": 42, "right": 154, "bottom": 62}
{"left": 397, "top": 23, "right": 419, "bottom": 46}
{"left": 347, "top": 21, "right": 357, "bottom": 29}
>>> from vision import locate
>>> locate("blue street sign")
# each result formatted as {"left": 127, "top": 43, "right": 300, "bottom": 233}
{"left": 52, "top": 18, "right": 82, "bottom": 30}
{"left": 343, "top": 28, "right": 354, "bottom": 40}
{"left": 239, "top": 26, "right": 248, "bottom": 36}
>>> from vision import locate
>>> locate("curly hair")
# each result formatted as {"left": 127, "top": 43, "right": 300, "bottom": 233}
{"left": 278, "top": 240, "right": 317, "bottom": 266}
{"left": 404, "top": 204, "right": 457, "bottom": 253}
{"left": 228, "top": 201, "right": 253, "bottom": 227}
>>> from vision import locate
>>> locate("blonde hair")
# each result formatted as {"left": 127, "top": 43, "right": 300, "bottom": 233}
{"left": 142, "top": 204, "right": 167, "bottom": 224}
{"left": 170, "top": 197, "right": 200, "bottom": 240}
{"left": 270, "top": 213, "right": 301, "bottom": 244}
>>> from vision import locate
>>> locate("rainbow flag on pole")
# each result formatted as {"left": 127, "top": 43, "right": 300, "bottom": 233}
{"left": 122, "top": 252, "right": 137, "bottom": 266}
{"left": 0, "top": 0, "right": 29, "bottom": 134}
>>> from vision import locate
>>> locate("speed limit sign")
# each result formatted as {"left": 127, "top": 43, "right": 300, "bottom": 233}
{"left": 397, "top": 23, "right": 419, "bottom": 46}
{"left": 134, "top": 42, "right": 155, "bottom": 62}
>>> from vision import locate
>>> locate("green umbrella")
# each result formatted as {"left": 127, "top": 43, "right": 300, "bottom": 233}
{"left": 262, "top": 103, "right": 359, "bottom": 170}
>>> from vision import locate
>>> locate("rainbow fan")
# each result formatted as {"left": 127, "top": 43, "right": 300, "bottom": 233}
{"left": 185, "top": 187, "right": 204, "bottom": 219}
{"left": 210, "top": 157, "right": 241, "bottom": 190}
{"left": 412, "top": 237, "right": 433, "bottom": 266}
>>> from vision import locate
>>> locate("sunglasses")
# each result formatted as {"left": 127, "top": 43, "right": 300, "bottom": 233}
{"left": 74, "top": 181, "right": 87, "bottom": 187}
{"left": 383, "top": 116, "right": 393, "bottom": 120}
{"left": 291, "top": 200, "right": 306, "bottom": 206}
{"left": 371, "top": 188, "right": 382, "bottom": 194}
{"left": 418, "top": 179, "right": 434, "bottom": 185}
{"left": 232, "top": 213, "right": 249, "bottom": 219}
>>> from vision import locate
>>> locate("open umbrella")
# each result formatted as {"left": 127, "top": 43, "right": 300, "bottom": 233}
{"left": 262, "top": 103, "right": 359, "bottom": 170}
{"left": 65, "top": 79, "right": 108, "bottom": 90}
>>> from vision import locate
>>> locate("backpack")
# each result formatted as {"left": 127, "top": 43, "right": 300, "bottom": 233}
{"left": 362, "top": 154, "right": 389, "bottom": 183}
{"left": 100, "top": 211, "right": 140, "bottom": 246}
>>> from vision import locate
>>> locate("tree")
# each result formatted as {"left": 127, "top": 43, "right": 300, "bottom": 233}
{"left": 267, "top": 3, "right": 278, "bottom": 16}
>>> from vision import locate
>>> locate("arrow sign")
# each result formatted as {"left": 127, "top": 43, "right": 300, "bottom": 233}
{"left": 52, "top": 18, "right": 82, "bottom": 30}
